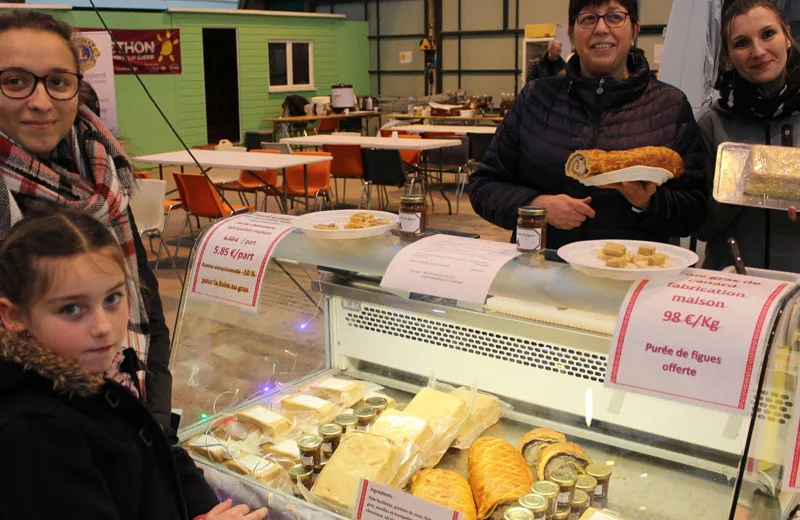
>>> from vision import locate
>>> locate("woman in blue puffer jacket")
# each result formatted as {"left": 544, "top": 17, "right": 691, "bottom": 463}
{"left": 468, "top": 0, "right": 708, "bottom": 249}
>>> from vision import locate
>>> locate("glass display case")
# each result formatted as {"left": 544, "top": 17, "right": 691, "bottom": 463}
{"left": 171, "top": 217, "right": 800, "bottom": 520}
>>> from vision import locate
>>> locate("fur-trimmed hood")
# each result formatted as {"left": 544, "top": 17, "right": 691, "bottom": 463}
{"left": 0, "top": 328, "right": 104, "bottom": 398}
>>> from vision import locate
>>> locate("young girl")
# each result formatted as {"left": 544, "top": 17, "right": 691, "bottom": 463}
{"left": 0, "top": 211, "right": 266, "bottom": 520}
{"left": 696, "top": 0, "right": 800, "bottom": 272}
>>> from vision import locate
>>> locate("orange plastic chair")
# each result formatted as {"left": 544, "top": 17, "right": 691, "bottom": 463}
{"left": 397, "top": 134, "right": 422, "bottom": 171}
{"left": 283, "top": 151, "right": 332, "bottom": 211}
{"left": 316, "top": 119, "right": 339, "bottom": 133}
{"left": 135, "top": 171, "right": 151, "bottom": 180}
{"left": 217, "top": 150, "right": 285, "bottom": 213}
{"left": 172, "top": 173, "right": 253, "bottom": 256}
{"left": 380, "top": 128, "right": 409, "bottom": 137}
{"left": 322, "top": 144, "right": 363, "bottom": 204}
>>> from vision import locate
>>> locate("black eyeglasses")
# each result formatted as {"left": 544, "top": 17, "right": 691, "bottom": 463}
{"left": 0, "top": 69, "right": 82, "bottom": 100}
{"left": 575, "top": 11, "right": 630, "bottom": 29}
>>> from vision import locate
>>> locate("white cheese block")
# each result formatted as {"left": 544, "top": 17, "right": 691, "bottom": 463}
{"left": 186, "top": 434, "right": 239, "bottom": 463}
{"left": 449, "top": 387, "right": 501, "bottom": 447}
{"left": 369, "top": 409, "right": 434, "bottom": 487}
{"left": 260, "top": 438, "right": 301, "bottom": 468}
{"left": 226, "top": 454, "right": 281, "bottom": 482}
{"left": 312, "top": 377, "right": 364, "bottom": 406}
{"left": 403, "top": 387, "right": 469, "bottom": 465}
{"left": 235, "top": 405, "right": 292, "bottom": 438}
{"left": 311, "top": 432, "right": 402, "bottom": 512}
{"left": 281, "top": 393, "right": 337, "bottom": 423}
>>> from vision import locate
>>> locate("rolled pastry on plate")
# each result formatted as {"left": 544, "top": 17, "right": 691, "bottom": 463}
{"left": 518, "top": 427, "right": 567, "bottom": 465}
{"left": 565, "top": 146, "right": 684, "bottom": 179}
{"left": 536, "top": 442, "right": 593, "bottom": 480}
{"left": 468, "top": 437, "right": 533, "bottom": 519}
{"left": 411, "top": 469, "right": 477, "bottom": 520}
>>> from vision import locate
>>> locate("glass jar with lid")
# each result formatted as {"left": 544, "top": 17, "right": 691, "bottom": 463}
{"left": 585, "top": 464, "right": 612, "bottom": 499}
{"left": 519, "top": 493, "right": 547, "bottom": 519}
{"left": 516, "top": 206, "right": 547, "bottom": 253}
{"left": 570, "top": 489, "right": 590, "bottom": 518}
{"left": 532, "top": 480, "right": 559, "bottom": 518}
{"left": 550, "top": 469, "right": 578, "bottom": 508}
{"left": 399, "top": 193, "right": 427, "bottom": 236}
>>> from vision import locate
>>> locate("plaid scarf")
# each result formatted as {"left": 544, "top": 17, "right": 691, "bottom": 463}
{"left": 0, "top": 105, "right": 147, "bottom": 395}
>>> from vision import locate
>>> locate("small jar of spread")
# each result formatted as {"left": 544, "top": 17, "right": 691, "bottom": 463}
{"left": 516, "top": 206, "right": 547, "bottom": 252}
{"left": 364, "top": 396, "right": 389, "bottom": 415}
{"left": 574, "top": 475, "right": 597, "bottom": 497}
{"left": 288, "top": 463, "right": 314, "bottom": 495}
{"left": 318, "top": 423, "right": 343, "bottom": 462}
{"left": 504, "top": 506, "right": 534, "bottom": 520}
{"left": 353, "top": 406, "right": 377, "bottom": 430}
{"left": 585, "top": 464, "right": 612, "bottom": 499}
{"left": 296, "top": 435, "right": 322, "bottom": 471}
{"left": 550, "top": 469, "right": 578, "bottom": 508}
{"left": 552, "top": 508, "right": 570, "bottom": 520}
{"left": 399, "top": 193, "right": 427, "bottom": 236}
{"left": 569, "top": 490, "right": 590, "bottom": 519}
{"left": 335, "top": 413, "right": 357, "bottom": 433}
{"left": 532, "top": 480, "right": 559, "bottom": 519}
{"left": 519, "top": 493, "right": 547, "bottom": 520}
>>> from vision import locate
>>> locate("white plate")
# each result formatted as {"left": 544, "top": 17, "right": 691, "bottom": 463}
{"left": 577, "top": 166, "right": 673, "bottom": 187}
{"left": 557, "top": 239, "right": 699, "bottom": 281}
{"left": 294, "top": 210, "right": 398, "bottom": 239}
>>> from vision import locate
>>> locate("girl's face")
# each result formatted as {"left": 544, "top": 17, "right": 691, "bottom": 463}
{"left": 0, "top": 29, "right": 79, "bottom": 155}
{"left": 5, "top": 249, "right": 129, "bottom": 375}
{"left": 727, "top": 6, "right": 792, "bottom": 93}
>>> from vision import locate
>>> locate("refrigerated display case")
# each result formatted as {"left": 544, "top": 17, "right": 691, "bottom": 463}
{"left": 171, "top": 217, "right": 800, "bottom": 520}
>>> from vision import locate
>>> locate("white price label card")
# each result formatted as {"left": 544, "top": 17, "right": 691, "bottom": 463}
{"left": 379, "top": 234, "right": 520, "bottom": 304}
{"left": 189, "top": 213, "right": 295, "bottom": 311}
{"left": 606, "top": 269, "right": 793, "bottom": 412}
{"left": 354, "top": 479, "right": 463, "bottom": 520}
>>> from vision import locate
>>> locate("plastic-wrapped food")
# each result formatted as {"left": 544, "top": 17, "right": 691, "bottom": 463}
{"left": 404, "top": 386, "right": 468, "bottom": 466}
{"left": 410, "top": 469, "right": 477, "bottom": 520}
{"left": 468, "top": 437, "right": 533, "bottom": 519}
{"left": 185, "top": 434, "right": 241, "bottom": 463}
{"left": 235, "top": 405, "right": 292, "bottom": 439}
{"left": 449, "top": 387, "right": 504, "bottom": 449}
{"left": 310, "top": 431, "right": 403, "bottom": 514}
{"left": 280, "top": 393, "right": 338, "bottom": 424}
{"left": 307, "top": 377, "right": 365, "bottom": 407}
{"left": 225, "top": 454, "right": 283, "bottom": 484}
{"left": 369, "top": 409, "right": 433, "bottom": 487}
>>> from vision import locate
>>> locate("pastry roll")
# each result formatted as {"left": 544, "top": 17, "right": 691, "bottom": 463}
{"left": 565, "top": 146, "right": 684, "bottom": 179}
{"left": 411, "top": 469, "right": 477, "bottom": 520}
{"left": 311, "top": 431, "right": 402, "bottom": 512}
{"left": 518, "top": 427, "right": 567, "bottom": 465}
{"left": 468, "top": 437, "right": 533, "bottom": 519}
{"left": 536, "top": 442, "right": 593, "bottom": 480}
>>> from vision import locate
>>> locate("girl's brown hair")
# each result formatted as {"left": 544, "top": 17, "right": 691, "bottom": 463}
{"left": 0, "top": 9, "right": 79, "bottom": 70}
{"left": 0, "top": 210, "right": 127, "bottom": 311}
{"left": 721, "top": 0, "right": 794, "bottom": 62}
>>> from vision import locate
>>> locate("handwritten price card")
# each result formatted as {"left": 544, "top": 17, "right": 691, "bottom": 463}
{"left": 354, "top": 479, "right": 463, "bottom": 520}
{"left": 606, "top": 269, "right": 793, "bottom": 412}
{"left": 380, "top": 234, "right": 520, "bottom": 304}
{"left": 190, "top": 213, "right": 295, "bottom": 311}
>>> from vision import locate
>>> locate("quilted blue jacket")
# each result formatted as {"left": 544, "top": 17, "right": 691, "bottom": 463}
{"left": 468, "top": 50, "right": 708, "bottom": 249}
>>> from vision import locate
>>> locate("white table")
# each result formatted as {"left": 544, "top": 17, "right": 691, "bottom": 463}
{"left": 389, "top": 124, "right": 498, "bottom": 135}
{"left": 280, "top": 134, "right": 461, "bottom": 150}
{"left": 135, "top": 149, "right": 333, "bottom": 210}
{"left": 280, "top": 135, "right": 462, "bottom": 213}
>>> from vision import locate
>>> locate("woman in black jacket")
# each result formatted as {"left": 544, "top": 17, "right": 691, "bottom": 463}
{"left": 0, "top": 211, "right": 265, "bottom": 520}
{"left": 469, "top": 0, "right": 707, "bottom": 249}
{"left": 0, "top": 10, "right": 173, "bottom": 427}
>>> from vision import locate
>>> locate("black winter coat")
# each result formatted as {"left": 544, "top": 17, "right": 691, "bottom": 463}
{"left": 469, "top": 51, "right": 708, "bottom": 249}
{"left": 0, "top": 331, "right": 218, "bottom": 520}
{"left": 526, "top": 55, "right": 567, "bottom": 82}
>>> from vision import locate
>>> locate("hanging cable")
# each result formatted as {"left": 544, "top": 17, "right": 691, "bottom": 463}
{"left": 86, "top": 0, "right": 235, "bottom": 212}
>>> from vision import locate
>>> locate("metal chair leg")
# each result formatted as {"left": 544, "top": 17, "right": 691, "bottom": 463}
{"left": 174, "top": 214, "right": 189, "bottom": 260}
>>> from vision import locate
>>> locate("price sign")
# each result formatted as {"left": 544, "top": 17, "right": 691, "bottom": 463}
{"left": 190, "top": 213, "right": 295, "bottom": 311}
{"left": 606, "top": 269, "right": 793, "bottom": 412}
{"left": 354, "top": 479, "right": 463, "bottom": 520}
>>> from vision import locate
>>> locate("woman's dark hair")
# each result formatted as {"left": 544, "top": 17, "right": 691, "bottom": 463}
{"left": 721, "top": 0, "right": 793, "bottom": 61}
{"left": 0, "top": 10, "right": 79, "bottom": 71}
{"left": 568, "top": 0, "right": 640, "bottom": 25}
{"left": 0, "top": 210, "right": 127, "bottom": 311}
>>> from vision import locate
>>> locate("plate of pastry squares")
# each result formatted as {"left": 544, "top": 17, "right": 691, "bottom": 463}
{"left": 558, "top": 239, "right": 699, "bottom": 280}
{"left": 294, "top": 210, "right": 399, "bottom": 239}
{"left": 565, "top": 146, "right": 683, "bottom": 187}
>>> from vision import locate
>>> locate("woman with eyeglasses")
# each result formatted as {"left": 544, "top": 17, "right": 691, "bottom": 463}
{"left": 0, "top": 10, "right": 269, "bottom": 520}
{"left": 696, "top": 0, "right": 800, "bottom": 272}
{"left": 468, "top": 0, "right": 707, "bottom": 249}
